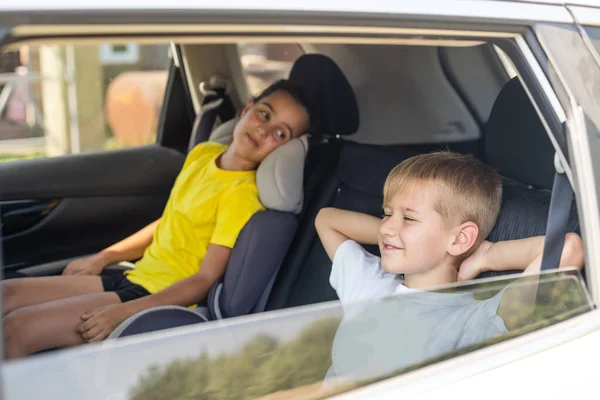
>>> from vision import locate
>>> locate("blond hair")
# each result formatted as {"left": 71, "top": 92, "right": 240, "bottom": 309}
{"left": 383, "top": 151, "right": 502, "bottom": 245}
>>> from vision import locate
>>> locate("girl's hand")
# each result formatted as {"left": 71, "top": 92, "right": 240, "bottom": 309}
{"left": 63, "top": 255, "right": 107, "bottom": 276}
{"left": 77, "top": 304, "right": 129, "bottom": 342}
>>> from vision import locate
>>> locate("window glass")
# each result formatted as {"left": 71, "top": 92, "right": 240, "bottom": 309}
{"left": 585, "top": 26, "right": 600, "bottom": 56}
{"left": 3, "top": 270, "right": 591, "bottom": 399}
{"left": 237, "top": 43, "right": 304, "bottom": 96}
{"left": 0, "top": 43, "right": 170, "bottom": 162}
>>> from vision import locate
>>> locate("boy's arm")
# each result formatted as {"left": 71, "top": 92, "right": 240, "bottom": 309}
{"left": 315, "top": 208, "right": 381, "bottom": 261}
{"left": 77, "top": 243, "right": 231, "bottom": 342}
{"left": 459, "top": 233, "right": 584, "bottom": 280}
{"left": 460, "top": 233, "right": 584, "bottom": 331}
{"left": 63, "top": 219, "right": 160, "bottom": 276}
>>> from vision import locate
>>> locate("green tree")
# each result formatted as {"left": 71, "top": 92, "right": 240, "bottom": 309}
{"left": 129, "top": 317, "right": 341, "bottom": 400}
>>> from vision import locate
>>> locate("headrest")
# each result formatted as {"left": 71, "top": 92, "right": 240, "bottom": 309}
{"left": 257, "top": 135, "right": 308, "bottom": 214}
{"left": 484, "top": 77, "right": 556, "bottom": 189}
{"left": 288, "top": 54, "right": 359, "bottom": 137}
{"left": 208, "top": 120, "right": 308, "bottom": 214}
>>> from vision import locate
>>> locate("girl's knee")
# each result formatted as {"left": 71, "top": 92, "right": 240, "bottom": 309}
{"left": 3, "top": 309, "right": 35, "bottom": 359}
{"left": 1, "top": 280, "right": 18, "bottom": 314}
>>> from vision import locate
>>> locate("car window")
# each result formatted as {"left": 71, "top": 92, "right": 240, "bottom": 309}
{"left": 0, "top": 42, "right": 170, "bottom": 163}
{"left": 3, "top": 269, "right": 591, "bottom": 400}
{"left": 237, "top": 43, "right": 304, "bottom": 96}
{"left": 584, "top": 26, "right": 600, "bottom": 56}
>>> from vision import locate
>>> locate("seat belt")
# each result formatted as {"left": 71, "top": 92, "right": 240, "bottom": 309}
{"left": 188, "top": 78, "right": 236, "bottom": 151}
{"left": 540, "top": 153, "right": 574, "bottom": 271}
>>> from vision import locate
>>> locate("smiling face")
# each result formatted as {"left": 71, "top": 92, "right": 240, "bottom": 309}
{"left": 378, "top": 183, "right": 458, "bottom": 275}
{"left": 230, "top": 90, "right": 310, "bottom": 166}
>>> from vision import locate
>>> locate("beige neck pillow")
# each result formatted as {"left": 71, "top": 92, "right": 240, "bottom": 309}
{"left": 209, "top": 119, "right": 308, "bottom": 214}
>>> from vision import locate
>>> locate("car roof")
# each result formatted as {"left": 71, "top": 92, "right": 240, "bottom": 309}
{"left": 0, "top": 0, "right": 594, "bottom": 17}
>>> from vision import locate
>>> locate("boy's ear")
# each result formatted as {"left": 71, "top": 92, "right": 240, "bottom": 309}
{"left": 447, "top": 221, "right": 479, "bottom": 257}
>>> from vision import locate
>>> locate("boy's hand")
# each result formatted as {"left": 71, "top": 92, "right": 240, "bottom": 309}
{"left": 63, "top": 255, "right": 106, "bottom": 276}
{"left": 458, "top": 241, "right": 492, "bottom": 282}
{"left": 77, "top": 304, "right": 129, "bottom": 342}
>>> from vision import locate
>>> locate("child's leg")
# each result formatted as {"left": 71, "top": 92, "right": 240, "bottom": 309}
{"left": 2, "top": 275, "right": 104, "bottom": 315}
{"left": 4, "top": 292, "right": 120, "bottom": 359}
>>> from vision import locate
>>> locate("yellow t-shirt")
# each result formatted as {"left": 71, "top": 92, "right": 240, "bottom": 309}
{"left": 125, "top": 142, "right": 264, "bottom": 294}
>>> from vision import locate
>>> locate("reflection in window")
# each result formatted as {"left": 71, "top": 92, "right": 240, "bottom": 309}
{"left": 238, "top": 43, "right": 304, "bottom": 96}
{"left": 326, "top": 270, "right": 590, "bottom": 390}
{"left": 585, "top": 26, "right": 600, "bottom": 57}
{"left": 128, "top": 270, "right": 591, "bottom": 399}
{"left": 5, "top": 270, "right": 589, "bottom": 400}
{"left": 0, "top": 43, "right": 170, "bottom": 162}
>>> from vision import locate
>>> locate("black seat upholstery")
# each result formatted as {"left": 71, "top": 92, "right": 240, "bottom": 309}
{"left": 292, "top": 53, "right": 360, "bottom": 217}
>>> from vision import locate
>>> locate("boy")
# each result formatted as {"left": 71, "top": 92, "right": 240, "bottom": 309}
{"left": 316, "top": 151, "right": 584, "bottom": 383}
{"left": 3, "top": 80, "right": 314, "bottom": 359}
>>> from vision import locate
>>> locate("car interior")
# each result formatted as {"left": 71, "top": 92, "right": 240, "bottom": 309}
{"left": 0, "top": 38, "right": 582, "bottom": 337}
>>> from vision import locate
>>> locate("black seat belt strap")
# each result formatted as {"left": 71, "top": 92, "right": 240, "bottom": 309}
{"left": 540, "top": 156, "right": 573, "bottom": 271}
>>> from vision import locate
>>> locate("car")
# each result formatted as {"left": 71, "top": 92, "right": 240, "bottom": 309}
{"left": 1, "top": 0, "right": 600, "bottom": 399}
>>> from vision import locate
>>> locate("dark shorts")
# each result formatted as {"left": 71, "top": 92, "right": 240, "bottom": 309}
{"left": 101, "top": 273, "right": 150, "bottom": 303}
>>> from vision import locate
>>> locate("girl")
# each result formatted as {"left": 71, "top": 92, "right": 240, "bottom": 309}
{"left": 3, "top": 79, "right": 313, "bottom": 359}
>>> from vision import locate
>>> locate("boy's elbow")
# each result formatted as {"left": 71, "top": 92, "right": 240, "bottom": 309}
{"left": 561, "top": 232, "right": 585, "bottom": 269}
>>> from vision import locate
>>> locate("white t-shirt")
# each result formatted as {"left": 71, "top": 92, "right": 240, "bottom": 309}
{"left": 326, "top": 240, "right": 508, "bottom": 384}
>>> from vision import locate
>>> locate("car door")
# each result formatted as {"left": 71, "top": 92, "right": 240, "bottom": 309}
{"left": 0, "top": 38, "right": 194, "bottom": 277}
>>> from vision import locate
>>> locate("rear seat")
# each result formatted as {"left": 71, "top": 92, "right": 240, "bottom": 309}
{"left": 267, "top": 77, "right": 580, "bottom": 310}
